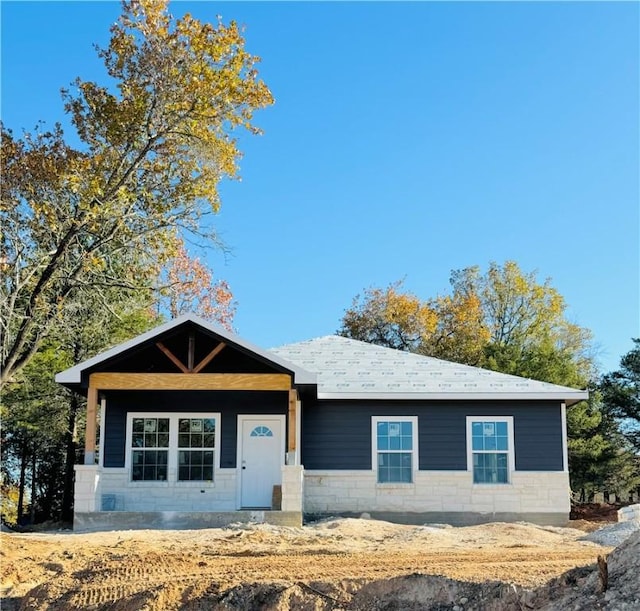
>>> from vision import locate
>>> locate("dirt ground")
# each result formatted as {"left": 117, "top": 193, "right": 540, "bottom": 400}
{"left": 0, "top": 517, "right": 620, "bottom": 610}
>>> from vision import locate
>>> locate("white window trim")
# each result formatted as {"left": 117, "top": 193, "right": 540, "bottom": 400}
{"left": 371, "top": 416, "right": 419, "bottom": 484}
{"left": 466, "top": 415, "right": 515, "bottom": 484}
{"left": 125, "top": 412, "right": 221, "bottom": 483}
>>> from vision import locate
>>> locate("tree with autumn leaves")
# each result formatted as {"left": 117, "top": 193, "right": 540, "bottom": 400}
{"left": 339, "top": 261, "right": 640, "bottom": 500}
{"left": 1, "top": 0, "right": 270, "bottom": 524}
{"left": 0, "top": 0, "right": 272, "bottom": 387}
{"left": 340, "top": 261, "right": 595, "bottom": 384}
{"left": 158, "top": 242, "right": 236, "bottom": 328}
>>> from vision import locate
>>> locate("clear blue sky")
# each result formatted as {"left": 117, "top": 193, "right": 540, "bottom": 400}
{"left": 2, "top": 1, "right": 638, "bottom": 374}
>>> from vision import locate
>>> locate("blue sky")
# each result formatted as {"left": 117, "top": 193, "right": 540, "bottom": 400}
{"left": 2, "top": 1, "right": 638, "bottom": 374}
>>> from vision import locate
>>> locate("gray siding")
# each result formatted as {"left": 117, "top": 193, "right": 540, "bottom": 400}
{"left": 301, "top": 400, "right": 563, "bottom": 472}
{"left": 103, "top": 390, "right": 288, "bottom": 468}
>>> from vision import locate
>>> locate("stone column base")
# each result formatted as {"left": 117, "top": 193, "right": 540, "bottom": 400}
{"left": 281, "top": 465, "right": 304, "bottom": 512}
{"left": 74, "top": 465, "right": 100, "bottom": 513}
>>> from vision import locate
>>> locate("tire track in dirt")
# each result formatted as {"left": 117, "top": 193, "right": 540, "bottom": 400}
{"left": 14, "top": 548, "right": 607, "bottom": 610}
{"left": 2, "top": 521, "right": 614, "bottom": 610}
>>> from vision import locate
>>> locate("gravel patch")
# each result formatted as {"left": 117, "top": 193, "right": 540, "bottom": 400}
{"left": 580, "top": 520, "right": 640, "bottom": 547}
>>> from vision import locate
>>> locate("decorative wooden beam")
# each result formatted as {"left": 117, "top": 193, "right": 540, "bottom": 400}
{"left": 187, "top": 331, "right": 195, "bottom": 372}
{"left": 193, "top": 342, "right": 226, "bottom": 373}
{"left": 288, "top": 389, "right": 298, "bottom": 452}
{"left": 156, "top": 341, "right": 188, "bottom": 373}
{"left": 89, "top": 372, "right": 292, "bottom": 391}
{"left": 84, "top": 385, "right": 98, "bottom": 465}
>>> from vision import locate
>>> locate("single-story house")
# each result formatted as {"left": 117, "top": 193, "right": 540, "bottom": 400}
{"left": 55, "top": 314, "right": 588, "bottom": 530}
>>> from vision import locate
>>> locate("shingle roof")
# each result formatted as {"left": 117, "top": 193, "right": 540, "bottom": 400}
{"left": 270, "top": 335, "right": 588, "bottom": 404}
{"left": 55, "top": 316, "right": 588, "bottom": 406}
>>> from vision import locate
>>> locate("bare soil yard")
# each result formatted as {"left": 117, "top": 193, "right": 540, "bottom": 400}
{"left": 3, "top": 517, "right": 631, "bottom": 610}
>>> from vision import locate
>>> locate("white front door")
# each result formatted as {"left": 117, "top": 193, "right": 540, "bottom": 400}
{"left": 238, "top": 416, "right": 284, "bottom": 508}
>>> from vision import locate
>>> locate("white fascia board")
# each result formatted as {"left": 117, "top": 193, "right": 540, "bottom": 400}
{"left": 316, "top": 390, "right": 589, "bottom": 404}
{"left": 55, "top": 313, "right": 316, "bottom": 386}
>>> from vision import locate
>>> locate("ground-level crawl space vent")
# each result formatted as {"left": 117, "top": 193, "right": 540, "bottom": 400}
{"left": 101, "top": 494, "right": 124, "bottom": 511}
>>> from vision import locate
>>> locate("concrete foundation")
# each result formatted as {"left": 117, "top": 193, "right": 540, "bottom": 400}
{"left": 305, "top": 511, "right": 570, "bottom": 527}
{"left": 74, "top": 510, "right": 302, "bottom": 532}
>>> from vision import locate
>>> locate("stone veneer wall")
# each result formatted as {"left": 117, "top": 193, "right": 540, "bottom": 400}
{"left": 281, "top": 465, "right": 304, "bottom": 512}
{"left": 74, "top": 464, "right": 305, "bottom": 515}
{"left": 76, "top": 466, "right": 569, "bottom": 525}
{"left": 74, "top": 465, "right": 238, "bottom": 513}
{"left": 303, "top": 470, "right": 570, "bottom": 519}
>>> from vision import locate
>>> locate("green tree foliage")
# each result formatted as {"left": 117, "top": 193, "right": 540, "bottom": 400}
{"left": 567, "top": 389, "right": 639, "bottom": 502}
{"left": 0, "top": 343, "right": 72, "bottom": 524}
{"left": 600, "top": 339, "right": 640, "bottom": 452}
{"left": 0, "top": 298, "right": 158, "bottom": 524}
{"left": 0, "top": 0, "right": 273, "bottom": 386}
{"left": 0, "top": 476, "right": 20, "bottom": 526}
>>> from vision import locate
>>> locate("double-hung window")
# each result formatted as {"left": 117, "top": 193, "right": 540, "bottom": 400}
{"left": 466, "top": 416, "right": 514, "bottom": 484}
{"left": 178, "top": 417, "right": 216, "bottom": 481}
{"left": 372, "top": 416, "right": 418, "bottom": 483}
{"left": 131, "top": 417, "right": 170, "bottom": 481}
{"left": 127, "top": 413, "right": 219, "bottom": 483}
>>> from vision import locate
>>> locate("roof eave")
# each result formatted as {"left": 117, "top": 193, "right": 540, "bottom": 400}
{"left": 316, "top": 390, "right": 589, "bottom": 405}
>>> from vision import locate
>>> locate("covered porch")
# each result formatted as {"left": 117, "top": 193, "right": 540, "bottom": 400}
{"left": 55, "top": 315, "right": 312, "bottom": 530}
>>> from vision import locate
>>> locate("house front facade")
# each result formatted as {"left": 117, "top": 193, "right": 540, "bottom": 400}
{"left": 56, "top": 314, "right": 588, "bottom": 531}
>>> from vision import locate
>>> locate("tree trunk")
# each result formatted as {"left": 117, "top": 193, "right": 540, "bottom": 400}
{"left": 17, "top": 439, "right": 28, "bottom": 524}
{"left": 61, "top": 393, "right": 80, "bottom": 522}
{"left": 30, "top": 449, "right": 37, "bottom": 524}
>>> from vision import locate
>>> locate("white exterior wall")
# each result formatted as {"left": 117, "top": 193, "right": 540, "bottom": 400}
{"left": 304, "top": 470, "right": 570, "bottom": 516}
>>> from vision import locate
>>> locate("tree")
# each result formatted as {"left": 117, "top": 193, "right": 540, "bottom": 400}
{"left": 157, "top": 242, "right": 236, "bottom": 328}
{"left": 449, "top": 261, "right": 595, "bottom": 384}
{"left": 0, "top": 0, "right": 273, "bottom": 386}
{"left": 339, "top": 261, "right": 595, "bottom": 384}
{"left": 600, "top": 339, "right": 640, "bottom": 452}
{"left": 421, "top": 292, "right": 489, "bottom": 366}
{"left": 567, "top": 389, "right": 639, "bottom": 502}
{"left": 339, "top": 281, "right": 489, "bottom": 364}
{"left": 0, "top": 343, "right": 72, "bottom": 523}
{"left": 0, "top": 295, "right": 158, "bottom": 523}
{"left": 339, "top": 281, "right": 436, "bottom": 352}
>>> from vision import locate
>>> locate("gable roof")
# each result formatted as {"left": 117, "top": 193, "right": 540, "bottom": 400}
{"left": 55, "top": 313, "right": 317, "bottom": 387}
{"left": 270, "top": 335, "right": 588, "bottom": 405}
